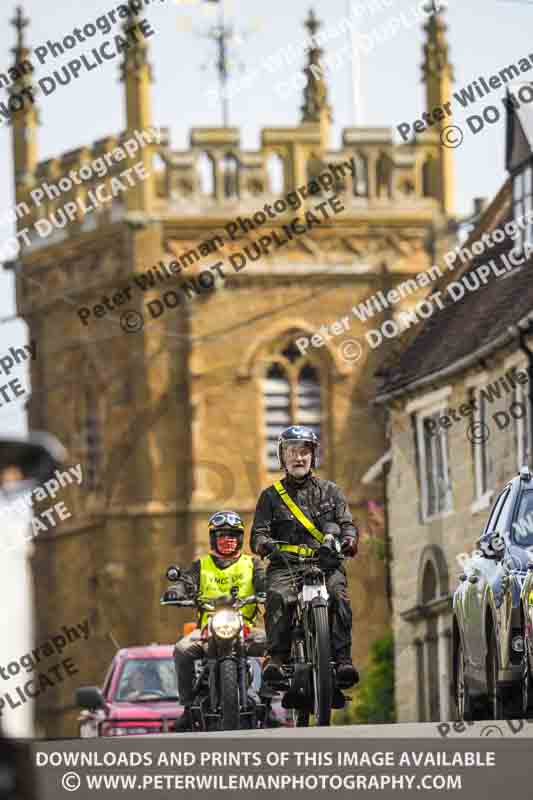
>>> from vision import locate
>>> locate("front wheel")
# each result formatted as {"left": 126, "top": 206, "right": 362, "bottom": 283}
{"left": 487, "top": 625, "right": 505, "bottom": 720}
{"left": 311, "top": 605, "right": 333, "bottom": 726}
{"left": 220, "top": 659, "right": 240, "bottom": 731}
{"left": 455, "top": 636, "right": 475, "bottom": 721}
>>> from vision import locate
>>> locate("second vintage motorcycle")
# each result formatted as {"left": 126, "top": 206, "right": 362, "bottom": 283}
{"left": 161, "top": 566, "right": 272, "bottom": 731}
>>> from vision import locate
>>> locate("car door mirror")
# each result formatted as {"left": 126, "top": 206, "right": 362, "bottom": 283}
{"left": 489, "top": 531, "right": 506, "bottom": 556}
{"left": 477, "top": 531, "right": 505, "bottom": 560}
{"left": 75, "top": 686, "right": 106, "bottom": 710}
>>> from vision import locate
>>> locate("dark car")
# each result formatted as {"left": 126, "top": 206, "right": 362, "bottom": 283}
{"left": 453, "top": 466, "right": 533, "bottom": 721}
{"left": 76, "top": 645, "right": 184, "bottom": 736}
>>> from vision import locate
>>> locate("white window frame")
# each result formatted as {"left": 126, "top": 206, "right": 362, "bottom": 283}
{"left": 466, "top": 373, "right": 492, "bottom": 513}
{"left": 415, "top": 399, "right": 453, "bottom": 523}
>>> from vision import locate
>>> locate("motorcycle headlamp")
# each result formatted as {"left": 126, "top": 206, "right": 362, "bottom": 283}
{"left": 211, "top": 609, "right": 240, "bottom": 639}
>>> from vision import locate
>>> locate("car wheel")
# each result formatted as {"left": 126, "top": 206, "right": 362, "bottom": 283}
{"left": 521, "top": 638, "right": 533, "bottom": 718}
{"left": 455, "top": 637, "right": 475, "bottom": 721}
{"left": 487, "top": 625, "right": 505, "bottom": 720}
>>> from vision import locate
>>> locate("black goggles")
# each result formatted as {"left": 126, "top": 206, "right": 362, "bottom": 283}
{"left": 209, "top": 512, "right": 244, "bottom": 530}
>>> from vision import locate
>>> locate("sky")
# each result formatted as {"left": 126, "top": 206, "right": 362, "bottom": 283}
{"left": 0, "top": 0, "right": 530, "bottom": 436}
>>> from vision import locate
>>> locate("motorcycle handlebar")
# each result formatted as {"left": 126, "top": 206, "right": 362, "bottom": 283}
{"left": 266, "top": 540, "right": 345, "bottom": 561}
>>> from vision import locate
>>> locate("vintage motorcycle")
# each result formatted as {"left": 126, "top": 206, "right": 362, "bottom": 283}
{"left": 161, "top": 566, "right": 273, "bottom": 731}
{"left": 265, "top": 530, "right": 349, "bottom": 727}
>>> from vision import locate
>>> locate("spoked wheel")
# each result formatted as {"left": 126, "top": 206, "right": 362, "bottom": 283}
{"left": 487, "top": 626, "right": 505, "bottom": 721}
{"left": 311, "top": 605, "right": 333, "bottom": 726}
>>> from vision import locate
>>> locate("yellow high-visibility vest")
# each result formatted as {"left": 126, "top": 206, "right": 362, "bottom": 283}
{"left": 198, "top": 554, "right": 256, "bottom": 629}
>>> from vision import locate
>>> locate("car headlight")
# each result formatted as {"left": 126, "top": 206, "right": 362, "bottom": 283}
{"left": 211, "top": 610, "right": 240, "bottom": 639}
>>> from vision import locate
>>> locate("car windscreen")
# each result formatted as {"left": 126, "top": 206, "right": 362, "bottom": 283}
{"left": 511, "top": 490, "right": 533, "bottom": 547}
{"left": 114, "top": 658, "right": 178, "bottom": 702}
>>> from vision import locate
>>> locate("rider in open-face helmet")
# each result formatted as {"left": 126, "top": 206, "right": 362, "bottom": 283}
{"left": 250, "top": 425, "right": 359, "bottom": 694}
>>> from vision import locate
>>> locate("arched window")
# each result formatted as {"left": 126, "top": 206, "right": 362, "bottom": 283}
{"left": 222, "top": 152, "right": 239, "bottom": 198}
{"left": 352, "top": 153, "right": 368, "bottom": 197}
{"left": 297, "top": 364, "right": 321, "bottom": 441}
{"left": 267, "top": 153, "right": 285, "bottom": 195}
{"left": 262, "top": 339, "right": 323, "bottom": 472}
{"left": 263, "top": 363, "right": 291, "bottom": 472}
{"left": 197, "top": 151, "right": 215, "bottom": 197}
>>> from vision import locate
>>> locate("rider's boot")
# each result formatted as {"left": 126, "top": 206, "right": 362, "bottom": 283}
{"left": 335, "top": 658, "right": 359, "bottom": 689}
{"left": 262, "top": 654, "right": 287, "bottom": 685}
{"left": 173, "top": 706, "right": 193, "bottom": 732}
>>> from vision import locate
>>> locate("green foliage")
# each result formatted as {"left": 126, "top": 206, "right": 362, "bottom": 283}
{"left": 333, "top": 630, "right": 395, "bottom": 726}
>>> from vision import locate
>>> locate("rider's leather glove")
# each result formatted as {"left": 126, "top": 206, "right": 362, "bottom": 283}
{"left": 256, "top": 536, "right": 278, "bottom": 558}
{"left": 341, "top": 536, "right": 358, "bottom": 557}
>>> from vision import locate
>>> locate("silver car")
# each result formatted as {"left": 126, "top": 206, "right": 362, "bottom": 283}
{"left": 453, "top": 466, "right": 533, "bottom": 721}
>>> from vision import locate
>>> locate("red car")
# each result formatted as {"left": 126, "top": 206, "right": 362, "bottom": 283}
{"left": 76, "top": 643, "right": 293, "bottom": 735}
{"left": 75, "top": 645, "right": 184, "bottom": 737}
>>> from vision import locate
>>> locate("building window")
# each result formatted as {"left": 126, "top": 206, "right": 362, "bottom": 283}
{"left": 262, "top": 341, "right": 323, "bottom": 472}
{"left": 85, "top": 389, "right": 101, "bottom": 491}
{"left": 416, "top": 407, "right": 452, "bottom": 521}
{"left": 512, "top": 161, "right": 533, "bottom": 249}
{"left": 263, "top": 364, "right": 291, "bottom": 472}
{"left": 514, "top": 378, "right": 532, "bottom": 470}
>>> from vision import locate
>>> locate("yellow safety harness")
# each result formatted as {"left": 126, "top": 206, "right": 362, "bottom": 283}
{"left": 273, "top": 480, "right": 325, "bottom": 557}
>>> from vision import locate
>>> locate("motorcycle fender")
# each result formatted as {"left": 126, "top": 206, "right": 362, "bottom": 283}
{"left": 300, "top": 584, "right": 329, "bottom": 604}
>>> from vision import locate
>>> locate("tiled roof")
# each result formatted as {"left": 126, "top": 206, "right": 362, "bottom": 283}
{"left": 375, "top": 231, "right": 533, "bottom": 400}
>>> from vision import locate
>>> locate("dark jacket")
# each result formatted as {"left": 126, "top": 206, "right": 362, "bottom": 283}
{"left": 250, "top": 473, "right": 358, "bottom": 556}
